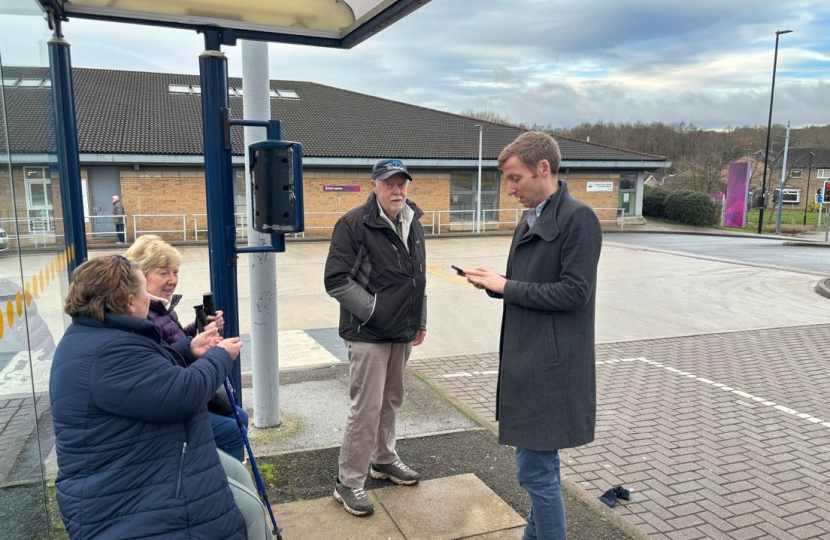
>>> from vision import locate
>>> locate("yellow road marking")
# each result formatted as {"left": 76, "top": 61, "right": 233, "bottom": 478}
{"left": 425, "top": 266, "right": 471, "bottom": 286}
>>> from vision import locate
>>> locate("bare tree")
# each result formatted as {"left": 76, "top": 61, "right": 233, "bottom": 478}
{"left": 457, "top": 109, "right": 513, "bottom": 125}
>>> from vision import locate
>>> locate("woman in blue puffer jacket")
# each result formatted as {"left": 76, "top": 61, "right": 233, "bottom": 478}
{"left": 125, "top": 235, "right": 250, "bottom": 460}
{"left": 50, "top": 255, "right": 246, "bottom": 539}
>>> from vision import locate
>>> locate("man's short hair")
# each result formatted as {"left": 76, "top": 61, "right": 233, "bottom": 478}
{"left": 498, "top": 131, "right": 561, "bottom": 174}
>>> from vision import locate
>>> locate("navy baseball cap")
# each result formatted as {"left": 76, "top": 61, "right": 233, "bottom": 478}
{"left": 372, "top": 159, "right": 412, "bottom": 181}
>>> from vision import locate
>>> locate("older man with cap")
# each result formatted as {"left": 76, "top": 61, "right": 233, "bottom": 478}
{"left": 324, "top": 159, "right": 427, "bottom": 517}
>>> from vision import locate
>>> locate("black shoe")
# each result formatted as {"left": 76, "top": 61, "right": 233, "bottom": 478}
{"left": 333, "top": 478, "right": 374, "bottom": 516}
{"left": 370, "top": 459, "right": 420, "bottom": 485}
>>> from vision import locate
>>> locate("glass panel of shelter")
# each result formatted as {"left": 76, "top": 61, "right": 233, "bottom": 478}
{"left": 0, "top": 2, "right": 74, "bottom": 536}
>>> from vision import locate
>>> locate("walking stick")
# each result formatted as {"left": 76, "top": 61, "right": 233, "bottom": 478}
{"left": 196, "top": 296, "right": 283, "bottom": 540}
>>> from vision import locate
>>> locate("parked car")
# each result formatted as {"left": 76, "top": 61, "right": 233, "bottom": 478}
{"left": 0, "top": 226, "right": 8, "bottom": 251}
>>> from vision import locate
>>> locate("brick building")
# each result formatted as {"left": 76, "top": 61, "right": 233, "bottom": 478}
{"left": 1, "top": 67, "right": 670, "bottom": 245}
{"left": 730, "top": 149, "right": 830, "bottom": 209}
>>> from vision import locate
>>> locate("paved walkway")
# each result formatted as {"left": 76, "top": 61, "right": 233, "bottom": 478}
{"left": 410, "top": 324, "right": 830, "bottom": 540}
{"left": 0, "top": 393, "right": 49, "bottom": 483}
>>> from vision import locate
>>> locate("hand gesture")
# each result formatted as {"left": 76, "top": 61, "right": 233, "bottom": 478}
{"left": 464, "top": 267, "right": 507, "bottom": 294}
{"left": 217, "top": 337, "right": 243, "bottom": 361}
{"left": 206, "top": 310, "right": 225, "bottom": 332}
{"left": 190, "top": 324, "right": 222, "bottom": 357}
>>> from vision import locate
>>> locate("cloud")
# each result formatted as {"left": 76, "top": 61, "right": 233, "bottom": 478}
{"left": 15, "top": 0, "right": 829, "bottom": 129}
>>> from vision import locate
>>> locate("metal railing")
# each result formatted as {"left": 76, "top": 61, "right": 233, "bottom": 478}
{"left": 287, "top": 211, "right": 436, "bottom": 239}
{"left": 193, "top": 213, "right": 247, "bottom": 241}
{"left": 0, "top": 205, "right": 632, "bottom": 250}
{"left": 88, "top": 214, "right": 121, "bottom": 238}
{"left": 435, "top": 209, "right": 523, "bottom": 234}
{"left": 0, "top": 216, "right": 66, "bottom": 248}
{"left": 482, "top": 208, "right": 521, "bottom": 231}
{"left": 593, "top": 207, "right": 626, "bottom": 230}
{"left": 133, "top": 214, "right": 187, "bottom": 242}
{"left": 290, "top": 212, "right": 345, "bottom": 238}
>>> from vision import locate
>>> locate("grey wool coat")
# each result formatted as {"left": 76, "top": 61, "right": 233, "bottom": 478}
{"left": 491, "top": 180, "right": 602, "bottom": 451}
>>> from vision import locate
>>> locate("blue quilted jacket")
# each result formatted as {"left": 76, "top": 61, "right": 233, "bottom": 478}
{"left": 49, "top": 313, "right": 246, "bottom": 540}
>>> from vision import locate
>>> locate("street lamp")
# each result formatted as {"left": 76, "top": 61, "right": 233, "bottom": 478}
{"left": 802, "top": 151, "right": 814, "bottom": 226}
{"left": 474, "top": 124, "right": 483, "bottom": 233}
{"left": 757, "top": 29, "right": 793, "bottom": 234}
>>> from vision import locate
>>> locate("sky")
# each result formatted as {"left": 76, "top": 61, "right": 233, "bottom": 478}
{"left": 4, "top": 0, "right": 830, "bottom": 129}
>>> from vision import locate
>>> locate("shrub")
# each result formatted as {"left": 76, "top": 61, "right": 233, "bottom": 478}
{"left": 663, "top": 190, "right": 719, "bottom": 227}
{"left": 643, "top": 186, "right": 669, "bottom": 218}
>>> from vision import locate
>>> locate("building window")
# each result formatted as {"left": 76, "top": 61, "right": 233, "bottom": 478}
{"left": 276, "top": 89, "right": 299, "bottom": 99}
{"left": 24, "top": 167, "right": 54, "bottom": 231}
{"left": 18, "top": 78, "right": 44, "bottom": 87}
{"left": 449, "top": 171, "right": 500, "bottom": 222}
{"left": 818, "top": 169, "right": 830, "bottom": 179}
{"left": 774, "top": 188, "right": 800, "bottom": 204}
{"left": 790, "top": 169, "right": 802, "bottom": 178}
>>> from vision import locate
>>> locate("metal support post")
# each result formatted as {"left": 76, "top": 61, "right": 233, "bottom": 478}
{"left": 199, "top": 31, "right": 242, "bottom": 397}
{"left": 475, "top": 124, "right": 483, "bottom": 233}
{"left": 242, "top": 39, "right": 280, "bottom": 427}
{"left": 48, "top": 26, "right": 87, "bottom": 273}
{"left": 775, "top": 122, "right": 790, "bottom": 234}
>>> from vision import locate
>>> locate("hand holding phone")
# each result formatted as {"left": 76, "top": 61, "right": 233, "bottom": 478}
{"left": 451, "top": 265, "right": 465, "bottom": 276}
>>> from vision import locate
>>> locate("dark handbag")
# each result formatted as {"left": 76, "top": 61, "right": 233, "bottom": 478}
{"left": 207, "top": 385, "right": 235, "bottom": 416}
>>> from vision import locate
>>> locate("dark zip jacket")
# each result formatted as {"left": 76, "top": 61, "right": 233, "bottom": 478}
{"left": 324, "top": 193, "right": 427, "bottom": 343}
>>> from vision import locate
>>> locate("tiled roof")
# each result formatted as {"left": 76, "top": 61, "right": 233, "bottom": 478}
{"left": 781, "top": 148, "right": 830, "bottom": 169}
{"left": 3, "top": 67, "right": 666, "bottom": 164}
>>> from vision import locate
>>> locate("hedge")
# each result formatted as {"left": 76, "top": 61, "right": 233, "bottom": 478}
{"left": 643, "top": 186, "right": 669, "bottom": 218}
{"left": 644, "top": 187, "right": 719, "bottom": 227}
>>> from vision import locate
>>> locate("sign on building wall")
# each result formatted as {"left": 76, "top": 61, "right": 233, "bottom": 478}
{"left": 724, "top": 162, "right": 751, "bottom": 228}
{"left": 323, "top": 185, "right": 360, "bottom": 192}
{"left": 586, "top": 181, "right": 614, "bottom": 192}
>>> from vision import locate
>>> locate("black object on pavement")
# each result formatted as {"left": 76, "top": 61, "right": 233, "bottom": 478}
{"left": 599, "top": 485, "right": 630, "bottom": 508}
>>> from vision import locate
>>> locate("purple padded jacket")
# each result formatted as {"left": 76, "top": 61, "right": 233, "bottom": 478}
{"left": 148, "top": 295, "right": 197, "bottom": 345}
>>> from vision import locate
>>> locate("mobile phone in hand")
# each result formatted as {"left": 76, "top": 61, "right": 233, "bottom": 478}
{"left": 451, "top": 265, "right": 465, "bottom": 276}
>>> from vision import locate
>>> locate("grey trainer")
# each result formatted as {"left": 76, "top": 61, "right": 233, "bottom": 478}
{"left": 370, "top": 459, "right": 420, "bottom": 485}
{"left": 333, "top": 478, "right": 374, "bottom": 516}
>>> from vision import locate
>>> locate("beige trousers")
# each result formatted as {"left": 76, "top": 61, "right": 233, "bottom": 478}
{"left": 338, "top": 340, "right": 413, "bottom": 489}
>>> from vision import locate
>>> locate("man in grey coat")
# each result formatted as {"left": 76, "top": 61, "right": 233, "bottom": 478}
{"left": 465, "top": 131, "right": 602, "bottom": 540}
{"left": 112, "top": 195, "right": 126, "bottom": 244}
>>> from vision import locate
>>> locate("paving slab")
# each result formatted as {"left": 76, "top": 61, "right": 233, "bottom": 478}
{"left": 245, "top": 364, "right": 478, "bottom": 455}
{"left": 274, "top": 474, "right": 525, "bottom": 540}
{"left": 374, "top": 474, "right": 525, "bottom": 540}
{"left": 276, "top": 492, "right": 405, "bottom": 540}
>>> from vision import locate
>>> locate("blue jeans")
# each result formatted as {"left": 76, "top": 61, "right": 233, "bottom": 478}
{"left": 515, "top": 447, "right": 567, "bottom": 540}
{"left": 210, "top": 408, "right": 249, "bottom": 461}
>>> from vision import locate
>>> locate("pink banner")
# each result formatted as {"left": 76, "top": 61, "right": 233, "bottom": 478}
{"left": 724, "top": 162, "right": 751, "bottom": 228}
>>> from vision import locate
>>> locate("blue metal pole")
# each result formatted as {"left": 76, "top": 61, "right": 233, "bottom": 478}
{"left": 199, "top": 31, "right": 242, "bottom": 398}
{"left": 48, "top": 34, "right": 87, "bottom": 273}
